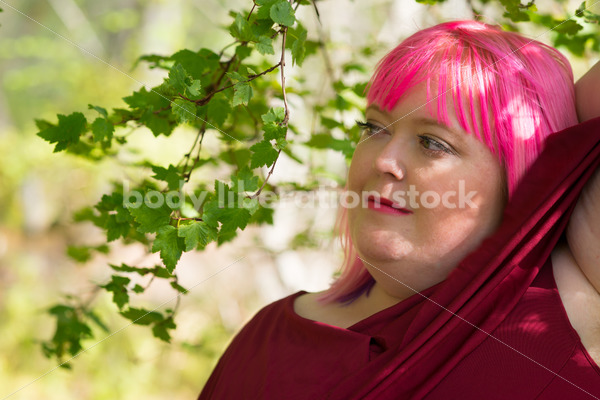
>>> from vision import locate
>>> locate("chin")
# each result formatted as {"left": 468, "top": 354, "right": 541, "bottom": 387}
{"left": 354, "top": 236, "right": 416, "bottom": 266}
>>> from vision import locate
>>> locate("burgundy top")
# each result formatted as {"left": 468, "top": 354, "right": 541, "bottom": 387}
{"left": 200, "top": 260, "right": 600, "bottom": 399}
{"left": 199, "top": 118, "right": 600, "bottom": 399}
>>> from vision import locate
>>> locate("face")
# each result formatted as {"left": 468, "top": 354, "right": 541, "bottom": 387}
{"left": 347, "top": 83, "right": 506, "bottom": 299}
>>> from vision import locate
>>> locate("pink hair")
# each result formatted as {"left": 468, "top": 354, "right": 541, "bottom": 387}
{"left": 320, "top": 20, "right": 578, "bottom": 304}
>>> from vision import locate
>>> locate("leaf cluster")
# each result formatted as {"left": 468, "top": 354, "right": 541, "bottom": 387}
{"left": 36, "top": 0, "right": 600, "bottom": 367}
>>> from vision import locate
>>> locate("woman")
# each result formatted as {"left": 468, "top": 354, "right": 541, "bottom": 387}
{"left": 199, "top": 21, "right": 600, "bottom": 399}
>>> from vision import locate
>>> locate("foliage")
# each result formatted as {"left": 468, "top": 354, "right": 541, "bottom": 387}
{"left": 32, "top": 0, "right": 600, "bottom": 368}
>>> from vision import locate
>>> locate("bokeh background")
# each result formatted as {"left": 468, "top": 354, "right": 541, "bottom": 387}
{"left": 0, "top": 0, "right": 597, "bottom": 399}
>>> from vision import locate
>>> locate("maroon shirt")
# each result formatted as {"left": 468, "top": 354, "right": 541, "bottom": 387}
{"left": 200, "top": 262, "right": 600, "bottom": 399}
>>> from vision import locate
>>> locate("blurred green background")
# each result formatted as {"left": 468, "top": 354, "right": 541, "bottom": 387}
{"left": 1, "top": 0, "right": 598, "bottom": 399}
{"left": 0, "top": 0, "right": 257, "bottom": 398}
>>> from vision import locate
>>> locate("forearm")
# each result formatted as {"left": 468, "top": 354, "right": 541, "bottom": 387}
{"left": 575, "top": 61, "right": 600, "bottom": 122}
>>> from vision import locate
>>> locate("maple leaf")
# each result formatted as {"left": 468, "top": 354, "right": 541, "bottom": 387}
{"left": 152, "top": 225, "right": 185, "bottom": 272}
{"left": 37, "top": 112, "right": 87, "bottom": 152}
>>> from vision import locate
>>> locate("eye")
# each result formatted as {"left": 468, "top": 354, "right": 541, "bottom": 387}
{"left": 418, "top": 135, "right": 455, "bottom": 155}
{"left": 356, "top": 120, "right": 385, "bottom": 137}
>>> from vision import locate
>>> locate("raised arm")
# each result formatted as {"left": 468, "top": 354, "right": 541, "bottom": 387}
{"left": 565, "top": 61, "right": 600, "bottom": 296}
{"left": 575, "top": 61, "right": 600, "bottom": 122}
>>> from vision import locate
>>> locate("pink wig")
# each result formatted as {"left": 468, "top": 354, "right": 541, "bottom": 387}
{"left": 320, "top": 20, "right": 578, "bottom": 304}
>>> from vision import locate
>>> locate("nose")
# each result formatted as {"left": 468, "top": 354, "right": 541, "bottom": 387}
{"left": 373, "top": 137, "right": 406, "bottom": 180}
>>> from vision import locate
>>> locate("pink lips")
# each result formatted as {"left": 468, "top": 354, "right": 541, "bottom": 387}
{"left": 367, "top": 196, "right": 413, "bottom": 215}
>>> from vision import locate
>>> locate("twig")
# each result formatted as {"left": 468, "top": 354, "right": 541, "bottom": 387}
{"left": 312, "top": 0, "right": 321, "bottom": 22}
{"left": 183, "top": 125, "right": 207, "bottom": 182}
{"left": 250, "top": 5, "right": 292, "bottom": 198}
{"left": 178, "top": 62, "right": 282, "bottom": 106}
{"left": 250, "top": 149, "right": 283, "bottom": 198}
{"left": 247, "top": 1, "right": 257, "bottom": 21}
{"left": 174, "top": 217, "right": 203, "bottom": 222}
{"left": 280, "top": 26, "right": 290, "bottom": 125}
{"left": 180, "top": 125, "right": 206, "bottom": 179}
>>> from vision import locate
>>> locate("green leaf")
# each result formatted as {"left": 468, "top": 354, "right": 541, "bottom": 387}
{"left": 576, "top": 1, "right": 600, "bottom": 24}
{"left": 109, "top": 263, "right": 172, "bottom": 279}
{"left": 172, "top": 99, "right": 196, "bottom": 123}
{"left": 85, "top": 310, "right": 109, "bottom": 333}
{"left": 177, "top": 221, "right": 218, "bottom": 251}
{"left": 305, "top": 133, "right": 355, "bottom": 158}
{"left": 250, "top": 139, "right": 279, "bottom": 168}
{"left": 263, "top": 123, "right": 287, "bottom": 141}
{"left": 226, "top": 71, "right": 245, "bottom": 83}
{"left": 270, "top": 0, "right": 296, "bottom": 26}
{"left": 88, "top": 104, "right": 108, "bottom": 118}
{"left": 152, "top": 225, "right": 185, "bottom": 272}
{"left": 291, "top": 26, "right": 307, "bottom": 66}
{"left": 132, "top": 284, "right": 145, "bottom": 294}
{"left": 120, "top": 307, "right": 163, "bottom": 325}
{"left": 67, "top": 246, "right": 92, "bottom": 262}
{"left": 231, "top": 167, "right": 259, "bottom": 192}
{"left": 320, "top": 116, "right": 342, "bottom": 129}
{"left": 218, "top": 206, "right": 252, "bottom": 233}
{"left": 105, "top": 214, "right": 131, "bottom": 242}
{"left": 170, "top": 281, "right": 188, "bottom": 293}
{"left": 256, "top": 0, "right": 278, "bottom": 20}
{"left": 45, "top": 305, "right": 93, "bottom": 359}
{"left": 171, "top": 49, "right": 216, "bottom": 79}
{"left": 235, "top": 44, "right": 253, "bottom": 60}
{"left": 123, "top": 87, "right": 169, "bottom": 110}
{"left": 152, "top": 266, "right": 173, "bottom": 279}
{"left": 202, "top": 181, "right": 252, "bottom": 232}
{"left": 110, "top": 263, "right": 150, "bottom": 275}
{"left": 168, "top": 63, "right": 188, "bottom": 93}
{"left": 135, "top": 54, "right": 172, "bottom": 70}
{"left": 140, "top": 109, "right": 174, "bottom": 137}
{"left": 249, "top": 203, "right": 275, "bottom": 225}
{"left": 187, "top": 79, "right": 202, "bottom": 97}
{"left": 128, "top": 201, "right": 172, "bottom": 234}
{"left": 207, "top": 95, "right": 231, "bottom": 126}
{"left": 152, "top": 164, "right": 181, "bottom": 191}
{"left": 152, "top": 317, "right": 176, "bottom": 342}
{"left": 230, "top": 12, "right": 254, "bottom": 41}
{"left": 242, "top": 197, "right": 260, "bottom": 215}
{"left": 499, "top": 0, "right": 532, "bottom": 22}
{"left": 101, "top": 275, "right": 131, "bottom": 309}
{"left": 217, "top": 229, "right": 238, "bottom": 245}
{"left": 553, "top": 33, "right": 589, "bottom": 56}
{"left": 232, "top": 82, "right": 253, "bottom": 106}
{"left": 94, "top": 192, "right": 134, "bottom": 241}
{"left": 553, "top": 20, "right": 583, "bottom": 36}
{"left": 37, "top": 112, "right": 87, "bottom": 152}
{"left": 275, "top": 137, "right": 288, "bottom": 150}
{"left": 256, "top": 36, "right": 275, "bottom": 55}
{"left": 261, "top": 107, "right": 286, "bottom": 124}
{"left": 91, "top": 118, "right": 114, "bottom": 142}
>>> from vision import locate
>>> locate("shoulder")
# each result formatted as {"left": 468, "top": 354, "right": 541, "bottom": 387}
{"left": 238, "top": 292, "right": 304, "bottom": 333}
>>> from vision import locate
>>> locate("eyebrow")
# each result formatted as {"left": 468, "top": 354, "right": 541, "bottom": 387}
{"left": 413, "top": 117, "right": 466, "bottom": 143}
{"left": 365, "top": 105, "right": 466, "bottom": 143}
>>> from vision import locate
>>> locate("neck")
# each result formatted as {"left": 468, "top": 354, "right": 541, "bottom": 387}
{"left": 346, "top": 282, "right": 405, "bottom": 319}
